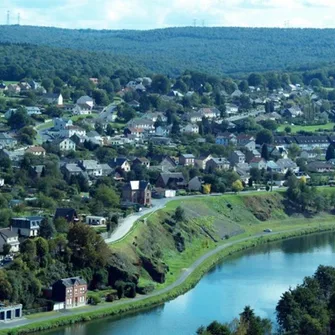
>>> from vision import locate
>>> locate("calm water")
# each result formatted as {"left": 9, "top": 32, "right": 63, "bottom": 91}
{"left": 43, "top": 232, "right": 335, "bottom": 335}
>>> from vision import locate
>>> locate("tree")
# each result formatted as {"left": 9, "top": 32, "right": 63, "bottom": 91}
{"left": 17, "top": 126, "right": 37, "bottom": 145}
{"left": 261, "top": 144, "right": 269, "bottom": 161}
{"left": 250, "top": 167, "right": 262, "bottom": 183}
{"left": 285, "top": 126, "right": 292, "bottom": 134}
{"left": 151, "top": 74, "right": 170, "bottom": 94}
{"left": 94, "top": 185, "right": 119, "bottom": 209}
{"left": 238, "top": 80, "right": 249, "bottom": 92}
{"left": 39, "top": 217, "right": 55, "bottom": 240}
{"left": 232, "top": 180, "right": 243, "bottom": 193}
{"left": 0, "top": 271, "right": 12, "bottom": 301}
{"left": 288, "top": 143, "right": 301, "bottom": 160}
{"left": 2, "top": 243, "right": 11, "bottom": 257}
{"left": 171, "top": 120, "right": 180, "bottom": 135}
{"left": 67, "top": 222, "right": 111, "bottom": 270}
{"left": 202, "top": 184, "right": 211, "bottom": 194}
{"left": 248, "top": 73, "right": 263, "bottom": 87}
{"left": 174, "top": 206, "right": 185, "bottom": 222}
{"left": 256, "top": 129, "right": 273, "bottom": 145}
{"left": 206, "top": 321, "right": 231, "bottom": 335}
{"left": 54, "top": 217, "right": 69, "bottom": 234}
{"left": 326, "top": 144, "right": 335, "bottom": 161}
{"left": 8, "top": 108, "right": 32, "bottom": 130}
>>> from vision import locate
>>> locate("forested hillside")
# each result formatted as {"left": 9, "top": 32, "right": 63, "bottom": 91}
{"left": 1, "top": 26, "right": 335, "bottom": 75}
{"left": 0, "top": 43, "right": 144, "bottom": 81}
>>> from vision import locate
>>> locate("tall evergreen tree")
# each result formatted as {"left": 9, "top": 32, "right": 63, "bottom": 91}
{"left": 326, "top": 144, "right": 335, "bottom": 161}
{"left": 261, "top": 144, "right": 269, "bottom": 161}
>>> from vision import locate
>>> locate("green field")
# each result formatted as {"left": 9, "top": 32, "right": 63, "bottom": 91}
{"left": 111, "top": 191, "right": 335, "bottom": 291}
{"left": 278, "top": 122, "right": 335, "bottom": 133}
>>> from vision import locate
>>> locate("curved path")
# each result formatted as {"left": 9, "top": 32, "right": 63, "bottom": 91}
{"left": 105, "top": 190, "right": 280, "bottom": 244}
{"left": 0, "top": 225, "right": 306, "bottom": 331}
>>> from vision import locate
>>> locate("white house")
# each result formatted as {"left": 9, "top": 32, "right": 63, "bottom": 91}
{"left": 60, "top": 126, "right": 86, "bottom": 138}
{"left": 85, "top": 216, "right": 106, "bottom": 225}
{"left": 181, "top": 124, "right": 199, "bottom": 134}
{"left": 79, "top": 160, "right": 102, "bottom": 177}
{"left": 11, "top": 216, "right": 43, "bottom": 237}
{"left": 0, "top": 228, "right": 20, "bottom": 257}
{"left": 72, "top": 104, "right": 92, "bottom": 115}
{"left": 53, "top": 138, "right": 76, "bottom": 151}
{"left": 76, "top": 96, "right": 94, "bottom": 109}
{"left": 43, "top": 93, "right": 63, "bottom": 106}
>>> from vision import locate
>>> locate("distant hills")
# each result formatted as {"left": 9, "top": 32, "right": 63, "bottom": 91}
{"left": 1, "top": 26, "right": 335, "bottom": 76}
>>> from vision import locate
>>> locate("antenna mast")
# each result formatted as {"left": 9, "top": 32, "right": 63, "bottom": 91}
{"left": 7, "top": 10, "right": 10, "bottom": 25}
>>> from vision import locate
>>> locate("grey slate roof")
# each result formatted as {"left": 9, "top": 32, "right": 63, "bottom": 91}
{"left": 59, "top": 277, "right": 87, "bottom": 287}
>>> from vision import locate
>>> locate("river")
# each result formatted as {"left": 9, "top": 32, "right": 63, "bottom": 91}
{"left": 42, "top": 231, "right": 335, "bottom": 335}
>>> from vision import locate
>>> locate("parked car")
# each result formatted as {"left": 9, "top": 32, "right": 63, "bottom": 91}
{"left": 263, "top": 228, "right": 272, "bottom": 233}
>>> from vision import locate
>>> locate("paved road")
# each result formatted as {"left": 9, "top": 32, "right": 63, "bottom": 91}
{"left": 0, "top": 226, "right": 308, "bottom": 331}
{"left": 105, "top": 190, "right": 283, "bottom": 244}
{"left": 104, "top": 194, "right": 225, "bottom": 243}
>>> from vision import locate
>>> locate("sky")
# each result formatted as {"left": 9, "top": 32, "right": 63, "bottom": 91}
{"left": 1, "top": 0, "right": 335, "bottom": 30}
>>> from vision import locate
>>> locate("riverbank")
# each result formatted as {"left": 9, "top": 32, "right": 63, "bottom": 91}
{"left": 1, "top": 220, "right": 335, "bottom": 335}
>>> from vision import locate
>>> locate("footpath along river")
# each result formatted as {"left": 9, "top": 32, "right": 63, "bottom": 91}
{"left": 41, "top": 231, "right": 335, "bottom": 335}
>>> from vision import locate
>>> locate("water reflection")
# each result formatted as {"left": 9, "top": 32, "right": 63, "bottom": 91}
{"left": 42, "top": 231, "right": 335, "bottom": 335}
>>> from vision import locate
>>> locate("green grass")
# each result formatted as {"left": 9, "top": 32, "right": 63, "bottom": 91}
{"left": 25, "top": 311, "right": 58, "bottom": 319}
{"left": 277, "top": 122, "right": 335, "bottom": 133}
{"left": 70, "top": 114, "right": 98, "bottom": 122}
{"left": 35, "top": 121, "right": 53, "bottom": 131}
{"left": 2, "top": 224, "right": 335, "bottom": 335}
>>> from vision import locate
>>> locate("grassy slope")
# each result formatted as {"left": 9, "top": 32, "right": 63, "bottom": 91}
{"left": 2, "top": 192, "right": 335, "bottom": 335}
{"left": 111, "top": 192, "right": 335, "bottom": 291}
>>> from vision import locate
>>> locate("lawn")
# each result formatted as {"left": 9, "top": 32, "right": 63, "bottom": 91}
{"left": 36, "top": 120, "right": 53, "bottom": 131}
{"left": 70, "top": 114, "right": 98, "bottom": 122}
{"left": 277, "top": 122, "right": 335, "bottom": 133}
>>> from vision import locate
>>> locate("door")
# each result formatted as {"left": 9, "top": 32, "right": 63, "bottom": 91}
{"left": 75, "top": 297, "right": 78, "bottom": 306}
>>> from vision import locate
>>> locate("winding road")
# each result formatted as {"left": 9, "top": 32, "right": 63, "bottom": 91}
{"left": 0, "top": 223, "right": 308, "bottom": 331}
{"left": 104, "top": 190, "right": 281, "bottom": 244}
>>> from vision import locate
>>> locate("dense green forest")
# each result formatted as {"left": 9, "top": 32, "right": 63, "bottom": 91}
{"left": 0, "top": 43, "right": 144, "bottom": 81}
{"left": 1, "top": 26, "right": 335, "bottom": 75}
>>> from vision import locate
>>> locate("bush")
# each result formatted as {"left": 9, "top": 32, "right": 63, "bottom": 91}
{"left": 89, "top": 295, "right": 101, "bottom": 305}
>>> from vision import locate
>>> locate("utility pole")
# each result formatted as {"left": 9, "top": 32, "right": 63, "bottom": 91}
{"left": 7, "top": 10, "right": 10, "bottom": 25}
{"left": 193, "top": 19, "right": 197, "bottom": 27}
{"left": 202, "top": 20, "right": 205, "bottom": 27}
{"left": 17, "top": 13, "right": 20, "bottom": 25}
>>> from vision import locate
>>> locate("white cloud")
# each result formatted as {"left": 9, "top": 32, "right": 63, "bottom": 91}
{"left": 1, "top": 0, "right": 335, "bottom": 28}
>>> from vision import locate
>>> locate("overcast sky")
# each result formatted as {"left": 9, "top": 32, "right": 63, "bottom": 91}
{"left": 1, "top": 0, "right": 335, "bottom": 29}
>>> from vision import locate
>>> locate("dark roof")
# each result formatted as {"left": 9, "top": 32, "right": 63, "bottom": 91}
{"left": 109, "top": 157, "right": 129, "bottom": 168}
{"left": 0, "top": 228, "right": 18, "bottom": 240}
{"left": 54, "top": 208, "right": 77, "bottom": 222}
{"left": 294, "top": 136, "right": 329, "bottom": 144}
{"left": 55, "top": 277, "right": 87, "bottom": 287}
{"left": 151, "top": 155, "right": 176, "bottom": 166}
{"left": 158, "top": 172, "right": 186, "bottom": 186}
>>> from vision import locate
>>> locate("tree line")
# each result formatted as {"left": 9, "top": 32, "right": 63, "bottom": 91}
{"left": 198, "top": 265, "right": 335, "bottom": 335}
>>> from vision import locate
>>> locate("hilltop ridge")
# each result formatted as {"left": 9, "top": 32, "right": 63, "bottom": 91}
{"left": 1, "top": 25, "right": 335, "bottom": 75}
